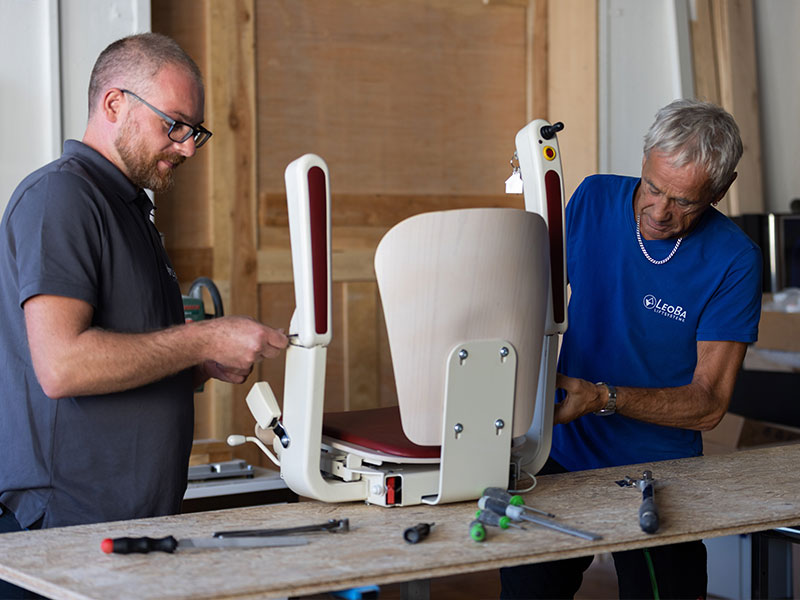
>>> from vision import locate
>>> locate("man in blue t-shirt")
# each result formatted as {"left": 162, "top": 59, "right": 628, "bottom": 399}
{"left": 502, "top": 100, "right": 762, "bottom": 599}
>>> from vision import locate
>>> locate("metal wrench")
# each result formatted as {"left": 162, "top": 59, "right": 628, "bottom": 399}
{"left": 213, "top": 518, "right": 349, "bottom": 538}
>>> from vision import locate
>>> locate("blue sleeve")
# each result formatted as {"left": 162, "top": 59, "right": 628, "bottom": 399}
{"left": 696, "top": 244, "right": 762, "bottom": 342}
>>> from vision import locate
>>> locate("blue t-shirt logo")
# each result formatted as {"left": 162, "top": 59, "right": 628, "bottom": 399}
{"left": 643, "top": 293, "right": 687, "bottom": 322}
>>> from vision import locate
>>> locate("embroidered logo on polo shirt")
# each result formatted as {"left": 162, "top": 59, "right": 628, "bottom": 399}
{"left": 643, "top": 294, "right": 687, "bottom": 322}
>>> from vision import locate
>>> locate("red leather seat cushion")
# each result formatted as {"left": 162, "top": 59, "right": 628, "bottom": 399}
{"left": 323, "top": 406, "right": 440, "bottom": 459}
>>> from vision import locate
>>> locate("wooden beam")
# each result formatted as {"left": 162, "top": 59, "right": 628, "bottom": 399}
{"left": 205, "top": 0, "right": 258, "bottom": 440}
{"left": 689, "top": 0, "right": 721, "bottom": 105}
{"left": 547, "top": 0, "right": 598, "bottom": 197}
{"left": 710, "top": 0, "right": 764, "bottom": 215}
{"left": 527, "top": 0, "right": 548, "bottom": 121}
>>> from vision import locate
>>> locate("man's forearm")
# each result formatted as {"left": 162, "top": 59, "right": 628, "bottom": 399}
{"left": 554, "top": 340, "right": 746, "bottom": 431}
{"left": 608, "top": 383, "right": 727, "bottom": 431}
{"left": 39, "top": 323, "right": 207, "bottom": 398}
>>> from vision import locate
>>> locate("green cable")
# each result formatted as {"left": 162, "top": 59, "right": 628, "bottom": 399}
{"left": 643, "top": 548, "right": 660, "bottom": 600}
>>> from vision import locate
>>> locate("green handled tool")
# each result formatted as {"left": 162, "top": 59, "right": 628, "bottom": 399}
{"left": 483, "top": 487, "right": 556, "bottom": 518}
{"left": 476, "top": 509, "right": 526, "bottom": 531}
{"left": 479, "top": 496, "right": 602, "bottom": 541}
{"left": 468, "top": 520, "right": 487, "bottom": 542}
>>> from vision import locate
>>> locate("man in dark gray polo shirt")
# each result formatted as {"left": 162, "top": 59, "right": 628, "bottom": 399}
{"left": 0, "top": 33, "right": 287, "bottom": 594}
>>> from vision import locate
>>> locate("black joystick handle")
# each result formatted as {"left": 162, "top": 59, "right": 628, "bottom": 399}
{"left": 540, "top": 122, "right": 564, "bottom": 140}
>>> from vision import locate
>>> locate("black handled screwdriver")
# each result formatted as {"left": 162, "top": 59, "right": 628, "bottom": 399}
{"left": 637, "top": 470, "right": 659, "bottom": 534}
{"left": 403, "top": 522, "right": 434, "bottom": 544}
{"left": 616, "top": 470, "right": 660, "bottom": 534}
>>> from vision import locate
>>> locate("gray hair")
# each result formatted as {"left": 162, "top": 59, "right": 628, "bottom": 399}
{"left": 643, "top": 99, "right": 743, "bottom": 199}
{"left": 88, "top": 32, "right": 203, "bottom": 117}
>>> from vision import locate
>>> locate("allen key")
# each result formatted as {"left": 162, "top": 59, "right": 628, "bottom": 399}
{"left": 213, "top": 518, "right": 349, "bottom": 538}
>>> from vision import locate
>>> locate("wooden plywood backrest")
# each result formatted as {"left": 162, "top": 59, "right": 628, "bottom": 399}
{"left": 375, "top": 208, "right": 550, "bottom": 446}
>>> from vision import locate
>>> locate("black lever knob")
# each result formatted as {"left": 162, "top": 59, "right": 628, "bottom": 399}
{"left": 540, "top": 121, "right": 564, "bottom": 140}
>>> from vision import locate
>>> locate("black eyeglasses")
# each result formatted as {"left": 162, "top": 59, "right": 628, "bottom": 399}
{"left": 121, "top": 89, "right": 212, "bottom": 148}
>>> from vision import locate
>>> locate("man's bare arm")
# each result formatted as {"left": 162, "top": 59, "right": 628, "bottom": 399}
{"left": 554, "top": 340, "right": 747, "bottom": 431}
{"left": 24, "top": 294, "right": 287, "bottom": 399}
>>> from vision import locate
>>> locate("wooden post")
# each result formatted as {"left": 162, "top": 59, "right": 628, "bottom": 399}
{"left": 548, "top": 0, "right": 598, "bottom": 197}
{"left": 528, "top": 0, "right": 549, "bottom": 122}
{"left": 691, "top": 0, "right": 764, "bottom": 216}
{"left": 205, "top": 0, "right": 258, "bottom": 445}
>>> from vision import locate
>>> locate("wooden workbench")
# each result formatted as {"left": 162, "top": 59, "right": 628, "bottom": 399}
{"left": 1, "top": 443, "right": 799, "bottom": 600}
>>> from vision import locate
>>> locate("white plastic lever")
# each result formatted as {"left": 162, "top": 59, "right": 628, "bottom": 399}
{"left": 226, "top": 433, "right": 280, "bottom": 468}
{"left": 246, "top": 382, "right": 282, "bottom": 430}
{"left": 284, "top": 154, "right": 332, "bottom": 348}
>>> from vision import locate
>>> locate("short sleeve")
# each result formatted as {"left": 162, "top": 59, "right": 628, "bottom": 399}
{"left": 8, "top": 171, "right": 104, "bottom": 308}
{"left": 696, "top": 245, "right": 762, "bottom": 342}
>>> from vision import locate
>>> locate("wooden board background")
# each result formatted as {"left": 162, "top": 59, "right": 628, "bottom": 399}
{"left": 149, "top": 0, "right": 611, "bottom": 467}
{"left": 690, "top": 0, "right": 764, "bottom": 215}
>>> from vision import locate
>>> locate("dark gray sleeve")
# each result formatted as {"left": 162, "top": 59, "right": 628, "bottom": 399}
{"left": 8, "top": 171, "right": 104, "bottom": 308}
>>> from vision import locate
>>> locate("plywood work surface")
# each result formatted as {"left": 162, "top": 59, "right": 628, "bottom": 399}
{"left": 2, "top": 444, "right": 799, "bottom": 600}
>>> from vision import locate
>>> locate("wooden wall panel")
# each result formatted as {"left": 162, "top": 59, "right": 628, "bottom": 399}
{"left": 205, "top": 0, "right": 260, "bottom": 442}
{"left": 152, "top": 1, "right": 216, "bottom": 440}
{"left": 256, "top": 0, "right": 528, "bottom": 197}
{"left": 527, "top": 0, "right": 549, "bottom": 120}
{"left": 690, "top": 0, "right": 765, "bottom": 216}
{"left": 152, "top": 2, "right": 211, "bottom": 266}
{"left": 547, "top": 0, "right": 598, "bottom": 195}
{"left": 342, "top": 282, "right": 380, "bottom": 411}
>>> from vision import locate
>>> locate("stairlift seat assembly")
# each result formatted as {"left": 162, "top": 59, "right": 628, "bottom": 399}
{"left": 235, "top": 119, "right": 567, "bottom": 507}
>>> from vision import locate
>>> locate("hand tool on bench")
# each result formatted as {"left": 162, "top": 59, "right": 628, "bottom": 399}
{"left": 403, "top": 522, "right": 434, "bottom": 544}
{"left": 468, "top": 519, "right": 487, "bottom": 542}
{"left": 478, "top": 496, "right": 602, "bottom": 541}
{"left": 616, "top": 470, "right": 659, "bottom": 533}
{"left": 475, "top": 509, "right": 526, "bottom": 531}
{"left": 213, "top": 517, "right": 349, "bottom": 538}
{"left": 483, "top": 487, "right": 556, "bottom": 518}
{"left": 101, "top": 535, "right": 307, "bottom": 554}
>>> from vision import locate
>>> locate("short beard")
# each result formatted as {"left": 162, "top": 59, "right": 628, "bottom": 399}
{"left": 114, "top": 117, "right": 185, "bottom": 193}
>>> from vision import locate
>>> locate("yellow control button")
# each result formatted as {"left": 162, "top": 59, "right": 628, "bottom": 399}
{"left": 543, "top": 146, "right": 557, "bottom": 161}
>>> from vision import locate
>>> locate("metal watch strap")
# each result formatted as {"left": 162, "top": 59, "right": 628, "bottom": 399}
{"left": 594, "top": 382, "right": 617, "bottom": 416}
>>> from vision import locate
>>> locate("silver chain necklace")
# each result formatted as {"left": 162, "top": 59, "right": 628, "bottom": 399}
{"left": 636, "top": 215, "right": 682, "bottom": 265}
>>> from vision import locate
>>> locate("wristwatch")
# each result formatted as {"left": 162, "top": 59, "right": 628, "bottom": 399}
{"left": 594, "top": 382, "right": 617, "bottom": 416}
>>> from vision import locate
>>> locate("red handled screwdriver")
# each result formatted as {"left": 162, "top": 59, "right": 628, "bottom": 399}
{"left": 101, "top": 535, "right": 307, "bottom": 553}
